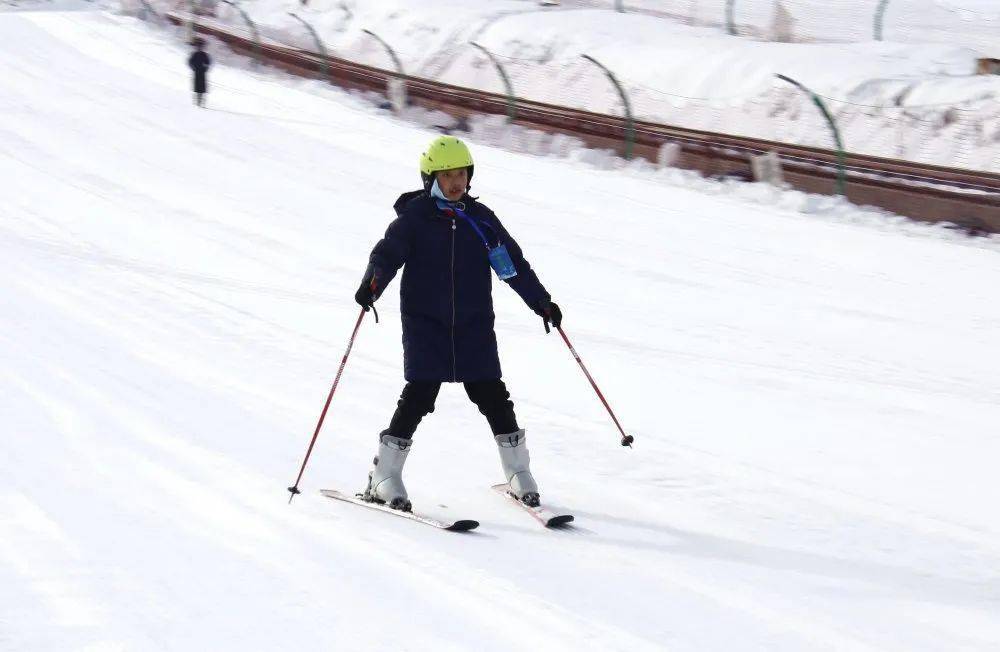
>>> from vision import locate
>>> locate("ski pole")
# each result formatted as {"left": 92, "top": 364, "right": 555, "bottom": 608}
{"left": 287, "top": 305, "right": 371, "bottom": 503}
{"left": 555, "top": 325, "right": 634, "bottom": 448}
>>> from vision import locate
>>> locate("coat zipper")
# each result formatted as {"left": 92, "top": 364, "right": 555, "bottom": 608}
{"left": 450, "top": 217, "right": 457, "bottom": 382}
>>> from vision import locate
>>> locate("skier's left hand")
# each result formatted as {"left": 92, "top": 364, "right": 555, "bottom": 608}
{"left": 534, "top": 300, "right": 562, "bottom": 334}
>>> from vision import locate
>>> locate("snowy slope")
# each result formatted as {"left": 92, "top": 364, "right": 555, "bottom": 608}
{"left": 163, "top": 0, "right": 1000, "bottom": 171}
{"left": 3, "top": 9, "right": 1000, "bottom": 651}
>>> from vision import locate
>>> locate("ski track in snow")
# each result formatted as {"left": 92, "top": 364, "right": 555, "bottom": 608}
{"left": 2, "top": 9, "right": 1000, "bottom": 651}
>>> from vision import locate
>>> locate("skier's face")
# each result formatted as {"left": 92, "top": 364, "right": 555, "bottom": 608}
{"left": 437, "top": 167, "right": 468, "bottom": 201}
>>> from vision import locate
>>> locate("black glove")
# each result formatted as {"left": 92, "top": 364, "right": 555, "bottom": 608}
{"left": 355, "top": 263, "right": 383, "bottom": 320}
{"left": 533, "top": 299, "right": 562, "bottom": 334}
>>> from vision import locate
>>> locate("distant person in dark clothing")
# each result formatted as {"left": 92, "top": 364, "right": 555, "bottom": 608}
{"left": 188, "top": 39, "right": 211, "bottom": 107}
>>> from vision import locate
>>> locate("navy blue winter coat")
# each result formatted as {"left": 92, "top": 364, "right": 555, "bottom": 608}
{"left": 188, "top": 51, "right": 210, "bottom": 93}
{"left": 369, "top": 190, "right": 550, "bottom": 382}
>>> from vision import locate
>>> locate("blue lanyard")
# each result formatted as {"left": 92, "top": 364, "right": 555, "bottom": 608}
{"left": 436, "top": 199, "right": 493, "bottom": 250}
{"left": 435, "top": 199, "right": 518, "bottom": 281}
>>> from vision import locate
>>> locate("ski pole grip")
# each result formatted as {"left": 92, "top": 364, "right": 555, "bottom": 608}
{"left": 368, "top": 278, "right": 380, "bottom": 323}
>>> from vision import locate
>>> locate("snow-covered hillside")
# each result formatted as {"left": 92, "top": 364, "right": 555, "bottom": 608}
{"left": 568, "top": 0, "right": 1000, "bottom": 53}
{"left": 160, "top": 0, "right": 1000, "bottom": 172}
{"left": 3, "top": 8, "right": 1000, "bottom": 651}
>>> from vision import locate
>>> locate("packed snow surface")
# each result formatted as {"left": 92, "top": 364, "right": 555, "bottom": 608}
{"left": 3, "top": 9, "right": 1000, "bottom": 652}
{"left": 171, "top": 0, "right": 1000, "bottom": 171}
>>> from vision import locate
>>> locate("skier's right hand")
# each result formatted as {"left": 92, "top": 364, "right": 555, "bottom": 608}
{"left": 355, "top": 263, "right": 382, "bottom": 312}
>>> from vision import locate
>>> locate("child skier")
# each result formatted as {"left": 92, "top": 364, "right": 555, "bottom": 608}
{"left": 354, "top": 136, "right": 562, "bottom": 512}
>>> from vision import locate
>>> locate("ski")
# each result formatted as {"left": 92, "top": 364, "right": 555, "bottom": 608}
{"left": 491, "top": 484, "right": 574, "bottom": 528}
{"left": 320, "top": 489, "right": 479, "bottom": 532}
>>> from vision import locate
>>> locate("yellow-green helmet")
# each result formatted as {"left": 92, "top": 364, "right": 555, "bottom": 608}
{"left": 419, "top": 136, "right": 474, "bottom": 189}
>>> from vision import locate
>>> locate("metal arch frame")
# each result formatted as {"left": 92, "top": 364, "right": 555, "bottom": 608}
{"left": 288, "top": 12, "right": 330, "bottom": 80}
{"left": 581, "top": 54, "right": 635, "bottom": 160}
{"left": 776, "top": 74, "right": 847, "bottom": 195}
{"left": 361, "top": 29, "right": 404, "bottom": 76}
{"left": 470, "top": 42, "right": 517, "bottom": 123}
{"left": 136, "top": 0, "right": 159, "bottom": 21}
{"left": 220, "top": 0, "right": 262, "bottom": 68}
{"left": 874, "top": 0, "right": 891, "bottom": 41}
{"left": 725, "top": 0, "right": 737, "bottom": 35}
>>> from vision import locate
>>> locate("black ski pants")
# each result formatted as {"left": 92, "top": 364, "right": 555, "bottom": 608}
{"left": 382, "top": 380, "right": 519, "bottom": 440}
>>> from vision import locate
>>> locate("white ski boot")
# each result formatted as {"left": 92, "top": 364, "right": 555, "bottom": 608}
{"left": 495, "top": 430, "right": 540, "bottom": 507}
{"left": 363, "top": 434, "right": 412, "bottom": 512}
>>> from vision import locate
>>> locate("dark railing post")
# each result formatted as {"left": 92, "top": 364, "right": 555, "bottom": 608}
{"left": 137, "top": 0, "right": 159, "bottom": 21}
{"left": 776, "top": 74, "right": 847, "bottom": 195}
{"left": 725, "top": 0, "right": 737, "bottom": 35}
{"left": 288, "top": 13, "right": 330, "bottom": 80}
{"left": 361, "top": 29, "right": 404, "bottom": 75}
{"left": 874, "top": 0, "right": 890, "bottom": 41}
{"left": 470, "top": 42, "right": 517, "bottom": 123}
{"left": 581, "top": 54, "right": 635, "bottom": 160}
{"left": 362, "top": 30, "right": 405, "bottom": 112}
{"left": 220, "top": 0, "right": 262, "bottom": 68}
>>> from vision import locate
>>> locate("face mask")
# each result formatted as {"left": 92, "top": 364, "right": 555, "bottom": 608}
{"left": 430, "top": 178, "right": 448, "bottom": 202}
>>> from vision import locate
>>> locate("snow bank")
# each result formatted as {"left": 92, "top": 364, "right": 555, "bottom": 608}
{"left": 159, "top": 0, "right": 1000, "bottom": 171}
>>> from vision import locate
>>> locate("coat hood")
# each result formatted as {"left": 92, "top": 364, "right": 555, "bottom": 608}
{"left": 393, "top": 190, "right": 427, "bottom": 218}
